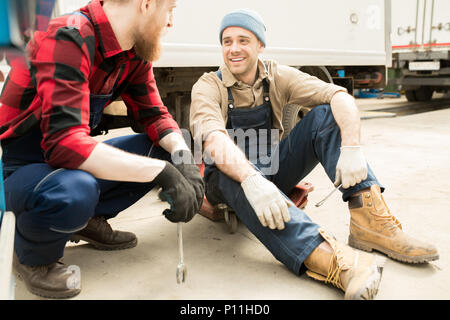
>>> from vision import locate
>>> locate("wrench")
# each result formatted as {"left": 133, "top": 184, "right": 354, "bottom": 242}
{"left": 176, "top": 222, "right": 187, "bottom": 284}
{"left": 315, "top": 184, "right": 342, "bottom": 208}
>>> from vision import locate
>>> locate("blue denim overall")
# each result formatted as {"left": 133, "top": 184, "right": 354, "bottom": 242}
{"left": 204, "top": 72, "right": 383, "bottom": 275}
{"left": 1, "top": 12, "right": 170, "bottom": 266}
{"left": 204, "top": 70, "right": 274, "bottom": 181}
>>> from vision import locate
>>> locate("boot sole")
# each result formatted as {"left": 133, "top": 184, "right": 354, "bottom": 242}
{"left": 70, "top": 235, "right": 138, "bottom": 251}
{"left": 14, "top": 271, "right": 81, "bottom": 299}
{"left": 348, "top": 235, "right": 440, "bottom": 264}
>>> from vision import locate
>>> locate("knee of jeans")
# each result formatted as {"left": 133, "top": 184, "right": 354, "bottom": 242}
{"left": 309, "top": 104, "right": 331, "bottom": 118}
{"left": 34, "top": 171, "right": 100, "bottom": 234}
{"left": 218, "top": 171, "right": 244, "bottom": 204}
{"left": 310, "top": 104, "right": 339, "bottom": 131}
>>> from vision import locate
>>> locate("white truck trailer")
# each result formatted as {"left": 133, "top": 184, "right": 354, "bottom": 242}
{"left": 391, "top": 0, "right": 450, "bottom": 101}
{"left": 34, "top": 0, "right": 393, "bottom": 132}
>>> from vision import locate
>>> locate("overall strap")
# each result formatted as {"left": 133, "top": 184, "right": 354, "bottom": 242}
{"left": 216, "top": 70, "right": 235, "bottom": 110}
{"left": 262, "top": 78, "right": 270, "bottom": 103}
{"left": 64, "top": 11, "right": 97, "bottom": 78}
{"left": 71, "top": 11, "right": 92, "bottom": 23}
{"left": 216, "top": 65, "right": 271, "bottom": 109}
{"left": 262, "top": 61, "right": 271, "bottom": 103}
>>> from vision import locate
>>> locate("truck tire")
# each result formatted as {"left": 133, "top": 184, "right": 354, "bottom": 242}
{"left": 415, "top": 87, "right": 433, "bottom": 102}
{"left": 282, "top": 104, "right": 307, "bottom": 139}
{"left": 405, "top": 90, "right": 417, "bottom": 102}
{"left": 281, "top": 66, "right": 333, "bottom": 139}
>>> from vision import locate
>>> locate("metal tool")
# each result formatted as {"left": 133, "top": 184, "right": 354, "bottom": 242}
{"left": 315, "top": 184, "right": 342, "bottom": 208}
{"left": 176, "top": 222, "right": 187, "bottom": 284}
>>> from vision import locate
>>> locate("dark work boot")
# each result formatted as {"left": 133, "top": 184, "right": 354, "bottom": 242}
{"left": 13, "top": 254, "right": 81, "bottom": 299}
{"left": 70, "top": 216, "right": 137, "bottom": 250}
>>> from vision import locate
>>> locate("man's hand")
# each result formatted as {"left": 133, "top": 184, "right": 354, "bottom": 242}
{"left": 241, "top": 173, "right": 291, "bottom": 230}
{"left": 171, "top": 149, "right": 205, "bottom": 209}
{"left": 334, "top": 146, "right": 368, "bottom": 189}
{"left": 153, "top": 161, "right": 198, "bottom": 223}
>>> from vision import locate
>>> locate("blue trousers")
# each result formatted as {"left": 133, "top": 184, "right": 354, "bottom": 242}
{"left": 3, "top": 134, "right": 170, "bottom": 266}
{"left": 207, "top": 105, "right": 383, "bottom": 275}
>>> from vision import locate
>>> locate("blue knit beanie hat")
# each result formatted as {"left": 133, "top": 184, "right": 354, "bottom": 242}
{"left": 219, "top": 9, "right": 267, "bottom": 47}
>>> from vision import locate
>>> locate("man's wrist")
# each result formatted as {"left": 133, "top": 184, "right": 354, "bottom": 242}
{"left": 152, "top": 161, "right": 168, "bottom": 184}
{"left": 153, "top": 161, "right": 179, "bottom": 186}
{"left": 159, "top": 132, "right": 190, "bottom": 155}
{"left": 239, "top": 169, "right": 260, "bottom": 184}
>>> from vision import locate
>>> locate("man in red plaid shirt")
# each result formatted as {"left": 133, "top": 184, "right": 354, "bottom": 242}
{"left": 0, "top": 0, "right": 203, "bottom": 299}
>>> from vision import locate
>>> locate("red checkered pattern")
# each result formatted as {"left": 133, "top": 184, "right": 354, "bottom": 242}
{"left": 0, "top": 0, "right": 181, "bottom": 169}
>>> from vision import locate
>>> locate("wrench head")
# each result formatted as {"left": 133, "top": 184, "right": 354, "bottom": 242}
{"left": 315, "top": 201, "right": 324, "bottom": 208}
{"left": 176, "top": 263, "right": 187, "bottom": 284}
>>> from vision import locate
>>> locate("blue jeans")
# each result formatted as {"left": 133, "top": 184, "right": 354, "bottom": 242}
{"left": 206, "top": 104, "right": 383, "bottom": 275}
{"left": 3, "top": 134, "right": 170, "bottom": 266}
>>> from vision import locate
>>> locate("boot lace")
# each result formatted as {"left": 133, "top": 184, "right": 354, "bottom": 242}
{"left": 31, "top": 265, "right": 51, "bottom": 276}
{"left": 373, "top": 196, "right": 402, "bottom": 232}
{"left": 325, "top": 249, "right": 345, "bottom": 291}
{"left": 30, "top": 262, "right": 62, "bottom": 276}
{"left": 374, "top": 214, "right": 402, "bottom": 232}
{"left": 92, "top": 216, "right": 113, "bottom": 234}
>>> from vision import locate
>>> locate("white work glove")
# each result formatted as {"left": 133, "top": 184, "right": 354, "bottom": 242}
{"left": 334, "top": 146, "right": 368, "bottom": 189}
{"left": 241, "top": 173, "right": 292, "bottom": 230}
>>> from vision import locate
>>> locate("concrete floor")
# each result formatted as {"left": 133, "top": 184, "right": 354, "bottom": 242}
{"left": 12, "top": 95, "right": 450, "bottom": 300}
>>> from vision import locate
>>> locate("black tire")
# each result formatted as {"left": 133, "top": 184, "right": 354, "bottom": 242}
{"left": 405, "top": 90, "right": 417, "bottom": 102}
{"left": 283, "top": 66, "right": 332, "bottom": 139}
{"left": 415, "top": 86, "right": 433, "bottom": 102}
{"left": 282, "top": 104, "right": 305, "bottom": 139}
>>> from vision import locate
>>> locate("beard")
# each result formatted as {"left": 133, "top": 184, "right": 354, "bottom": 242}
{"left": 134, "top": 25, "right": 163, "bottom": 62}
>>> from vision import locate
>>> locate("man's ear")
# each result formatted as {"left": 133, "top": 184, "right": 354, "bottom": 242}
{"left": 258, "top": 41, "right": 265, "bottom": 54}
{"left": 139, "top": 0, "right": 152, "bottom": 15}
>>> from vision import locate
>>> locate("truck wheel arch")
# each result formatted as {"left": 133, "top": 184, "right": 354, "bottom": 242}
{"left": 299, "top": 66, "right": 334, "bottom": 84}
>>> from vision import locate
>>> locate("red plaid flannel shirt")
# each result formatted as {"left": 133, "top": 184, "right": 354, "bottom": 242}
{"left": 0, "top": 0, "right": 181, "bottom": 169}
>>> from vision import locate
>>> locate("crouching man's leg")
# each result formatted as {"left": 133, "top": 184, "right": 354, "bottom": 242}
{"left": 6, "top": 165, "right": 100, "bottom": 298}
{"left": 274, "top": 104, "right": 438, "bottom": 264}
{"left": 207, "top": 167, "right": 384, "bottom": 300}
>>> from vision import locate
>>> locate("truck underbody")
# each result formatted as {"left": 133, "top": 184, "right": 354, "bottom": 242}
{"left": 393, "top": 50, "right": 450, "bottom": 101}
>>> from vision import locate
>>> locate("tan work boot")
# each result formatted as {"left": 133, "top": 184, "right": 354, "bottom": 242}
{"left": 304, "top": 229, "right": 385, "bottom": 300}
{"left": 70, "top": 216, "right": 137, "bottom": 250}
{"left": 348, "top": 185, "right": 439, "bottom": 264}
{"left": 13, "top": 254, "right": 81, "bottom": 299}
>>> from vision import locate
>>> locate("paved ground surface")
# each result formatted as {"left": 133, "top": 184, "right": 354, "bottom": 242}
{"left": 11, "top": 94, "right": 450, "bottom": 300}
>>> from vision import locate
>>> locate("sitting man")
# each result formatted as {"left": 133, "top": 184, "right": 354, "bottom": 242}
{"left": 189, "top": 9, "right": 439, "bottom": 300}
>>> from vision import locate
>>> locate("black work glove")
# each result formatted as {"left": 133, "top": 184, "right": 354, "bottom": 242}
{"left": 171, "top": 150, "right": 205, "bottom": 210}
{"left": 153, "top": 161, "right": 198, "bottom": 223}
